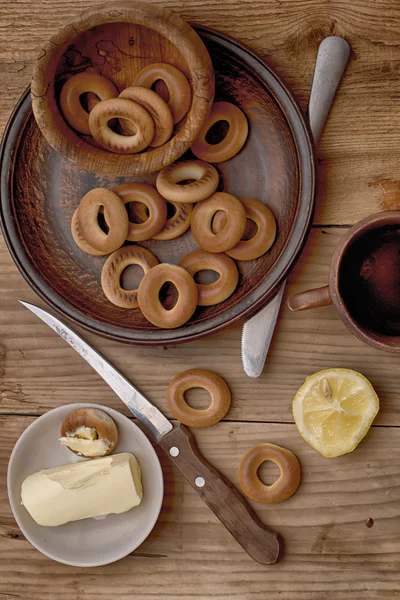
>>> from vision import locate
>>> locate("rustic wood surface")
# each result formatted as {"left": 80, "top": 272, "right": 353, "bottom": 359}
{"left": 1, "top": 0, "right": 400, "bottom": 598}
{"left": 158, "top": 423, "right": 281, "bottom": 565}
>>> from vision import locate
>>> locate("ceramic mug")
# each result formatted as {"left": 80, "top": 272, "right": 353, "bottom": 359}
{"left": 288, "top": 211, "right": 400, "bottom": 353}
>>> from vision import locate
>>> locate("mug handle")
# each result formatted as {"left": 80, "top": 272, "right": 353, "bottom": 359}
{"left": 288, "top": 285, "right": 332, "bottom": 311}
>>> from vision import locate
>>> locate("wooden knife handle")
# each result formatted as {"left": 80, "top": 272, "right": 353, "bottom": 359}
{"left": 158, "top": 424, "right": 280, "bottom": 564}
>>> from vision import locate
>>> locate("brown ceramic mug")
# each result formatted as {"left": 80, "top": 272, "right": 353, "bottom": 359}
{"left": 288, "top": 211, "right": 400, "bottom": 352}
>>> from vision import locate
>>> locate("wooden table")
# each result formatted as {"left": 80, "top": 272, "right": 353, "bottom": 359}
{"left": 1, "top": 1, "right": 400, "bottom": 598}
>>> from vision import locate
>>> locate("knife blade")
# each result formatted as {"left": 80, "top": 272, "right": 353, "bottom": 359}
{"left": 20, "top": 300, "right": 280, "bottom": 565}
{"left": 20, "top": 301, "right": 172, "bottom": 442}
{"left": 241, "top": 283, "right": 285, "bottom": 378}
{"left": 241, "top": 36, "right": 350, "bottom": 378}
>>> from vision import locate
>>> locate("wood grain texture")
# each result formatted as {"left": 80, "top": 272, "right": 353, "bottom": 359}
{"left": 1, "top": 2, "right": 400, "bottom": 597}
{"left": 2, "top": 1, "right": 400, "bottom": 223}
{"left": 0, "top": 416, "right": 399, "bottom": 599}
{"left": 158, "top": 423, "right": 280, "bottom": 564}
{"left": 1, "top": 229, "right": 400, "bottom": 426}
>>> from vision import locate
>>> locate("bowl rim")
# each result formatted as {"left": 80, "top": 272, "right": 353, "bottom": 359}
{"left": 7, "top": 403, "right": 164, "bottom": 567}
{"left": 0, "top": 26, "right": 315, "bottom": 345}
{"left": 31, "top": 0, "right": 215, "bottom": 176}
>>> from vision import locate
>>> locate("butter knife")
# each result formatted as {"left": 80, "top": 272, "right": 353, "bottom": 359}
{"left": 242, "top": 36, "right": 351, "bottom": 378}
{"left": 20, "top": 300, "right": 280, "bottom": 565}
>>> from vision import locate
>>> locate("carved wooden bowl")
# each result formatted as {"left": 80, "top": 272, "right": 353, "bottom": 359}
{"left": 1, "top": 27, "right": 315, "bottom": 345}
{"left": 31, "top": 1, "right": 214, "bottom": 176}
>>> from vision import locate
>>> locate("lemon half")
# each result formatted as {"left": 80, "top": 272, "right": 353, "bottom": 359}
{"left": 293, "top": 368, "right": 379, "bottom": 458}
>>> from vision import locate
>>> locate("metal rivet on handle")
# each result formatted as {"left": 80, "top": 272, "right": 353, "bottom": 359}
{"left": 195, "top": 476, "right": 205, "bottom": 488}
{"left": 169, "top": 446, "right": 179, "bottom": 457}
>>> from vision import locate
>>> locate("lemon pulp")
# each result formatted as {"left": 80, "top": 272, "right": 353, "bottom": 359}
{"left": 293, "top": 368, "right": 379, "bottom": 458}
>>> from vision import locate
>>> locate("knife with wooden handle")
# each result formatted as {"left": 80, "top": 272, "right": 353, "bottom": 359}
{"left": 20, "top": 301, "right": 280, "bottom": 565}
{"left": 241, "top": 36, "right": 351, "bottom": 378}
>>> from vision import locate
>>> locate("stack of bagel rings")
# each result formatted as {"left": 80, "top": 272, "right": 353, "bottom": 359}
{"left": 69, "top": 63, "right": 277, "bottom": 330}
{"left": 60, "top": 62, "right": 192, "bottom": 153}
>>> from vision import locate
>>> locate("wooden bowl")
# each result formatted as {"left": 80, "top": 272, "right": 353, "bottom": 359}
{"left": 1, "top": 27, "right": 314, "bottom": 345}
{"left": 31, "top": 1, "right": 214, "bottom": 176}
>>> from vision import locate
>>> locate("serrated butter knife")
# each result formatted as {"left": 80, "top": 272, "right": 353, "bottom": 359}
{"left": 20, "top": 300, "right": 280, "bottom": 564}
{"left": 242, "top": 36, "right": 351, "bottom": 378}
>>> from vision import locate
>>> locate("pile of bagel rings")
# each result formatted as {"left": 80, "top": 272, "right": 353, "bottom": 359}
{"left": 60, "top": 63, "right": 192, "bottom": 153}
{"left": 65, "top": 63, "right": 300, "bottom": 506}
{"left": 69, "top": 62, "right": 277, "bottom": 329}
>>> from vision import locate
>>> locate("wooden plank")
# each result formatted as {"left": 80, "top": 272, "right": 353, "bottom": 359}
{"left": 1, "top": 0, "right": 400, "bottom": 224}
{"left": 0, "top": 416, "right": 399, "bottom": 599}
{"left": 1, "top": 230, "right": 400, "bottom": 426}
{"left": 0, "top": 1, "right": 399, "bottom": 598}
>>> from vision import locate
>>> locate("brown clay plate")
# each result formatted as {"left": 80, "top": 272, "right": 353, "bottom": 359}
{"left": 0, "top": 26, "right": 315, "bottom": 344}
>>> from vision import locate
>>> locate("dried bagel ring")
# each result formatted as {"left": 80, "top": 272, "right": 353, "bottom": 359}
{"left": 86, "top": 93, "right": 118, "bottom": 131}
{"left": 101, "top": 246, "right": 159, "bottom": 309}
{"left": 60, "top": 72, "right": 118, "bottom": 135}
{"left": 238, "top": 443, "right": 301, "bottom": 504}
{"left": 212, "top": 197, "right": 277, "bottom": 260}
{"left": 156, "top": 160, "right": 219, "bottom": 203}
{"left": 131, "top": 200, "right": 193, "bottom": 241}
{"left": 178, "top": 249, "right": 238, "bottom": 306}
{"left": 60, "top": 408, "right": 118, "bottom": 458}
{"left": 191, "top": 102, "right": 249, "bottom": 163}
{"left": 88, "top": 97, "right": 155, "bottom": 154}
{"left": 133, "top": 62, "right": 191, "bottom": 124}
{"left": 77, "top": 188, "right": 129, "bottom": 253}
{"left": 191, "top": 192, "right": 246, "bottom": 253}
{"left": 71, "top": 208, "right": 108, "bottom": 256}
{"left": 113, "top": 183, "right": 167, "bottom": 242}
{"left": 119, "top": 86, "right": 173, "bottom": 147}
{"left": 167, "top": 369, "right": 231, "bottom": 428}
{"left": 137, "top": 264, "right": 197, "bottom": 329}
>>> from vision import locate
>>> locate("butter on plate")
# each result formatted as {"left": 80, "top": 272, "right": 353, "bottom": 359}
{"left": 59, "top": 426, "right": 111, "bottom": 457}
{"left": 21, "top": 452, "right": 143, "bottom": 527}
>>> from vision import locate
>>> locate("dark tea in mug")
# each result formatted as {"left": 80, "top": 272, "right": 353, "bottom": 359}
{"left": 339, "top": 226, "right": 400, "bottom": 336}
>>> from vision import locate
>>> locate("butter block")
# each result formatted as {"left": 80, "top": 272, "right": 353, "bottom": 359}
{"left": 21, "top": 452, "right": 143, "bottom": 527}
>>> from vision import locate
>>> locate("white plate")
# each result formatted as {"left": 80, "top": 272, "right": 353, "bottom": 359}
{"left": 7, "top": 403, "right": 164, "bottom": 567}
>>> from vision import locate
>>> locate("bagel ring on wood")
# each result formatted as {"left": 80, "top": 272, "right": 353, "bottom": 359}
{"left": 212, "top": 197, "right": 277, "bottom": 260}
{"left": 137, "top": 263, "right": 198, "bottom": 329}
{"left": 60, "top": 72, "right": 118, "bottom": 135}
{"left": 101, "top": 245, "right": 159, "bottom": 309}
{"left": 77, "top": 188, "right": 129, "bottom": 253}
{"left": 71, "top": 208, "right": 108, "bottom": 256}
{"left": 191, "top": 192, "right": 246, "bottom": 253}
{"left": 119, "top": 86, "right": 173, "bottom": 147}
{"left": 156, "top": 160, "right": 219, "bottom": 204}
{"left": 131, "top": 200, "right": 193, "bottom": 241}
{"left": 238, "top": 443, "right": 301, "bottom": 504}
{"left": 88, "top": 97, "right": 155, "bottom": 154}
{"left": 113, "top": 182, "right": 167, "bottom": 242}
{"left": 191, "top": 101, "right": 249, "bottom": 163}
{"left": 178, "top": 249, "right": 238, "bottom": 306}
{"left": 167, "top": 368, "right": 231, "bottom": 427}
{"left": 132, "top": 62, "right": 191, "bottom": 124}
